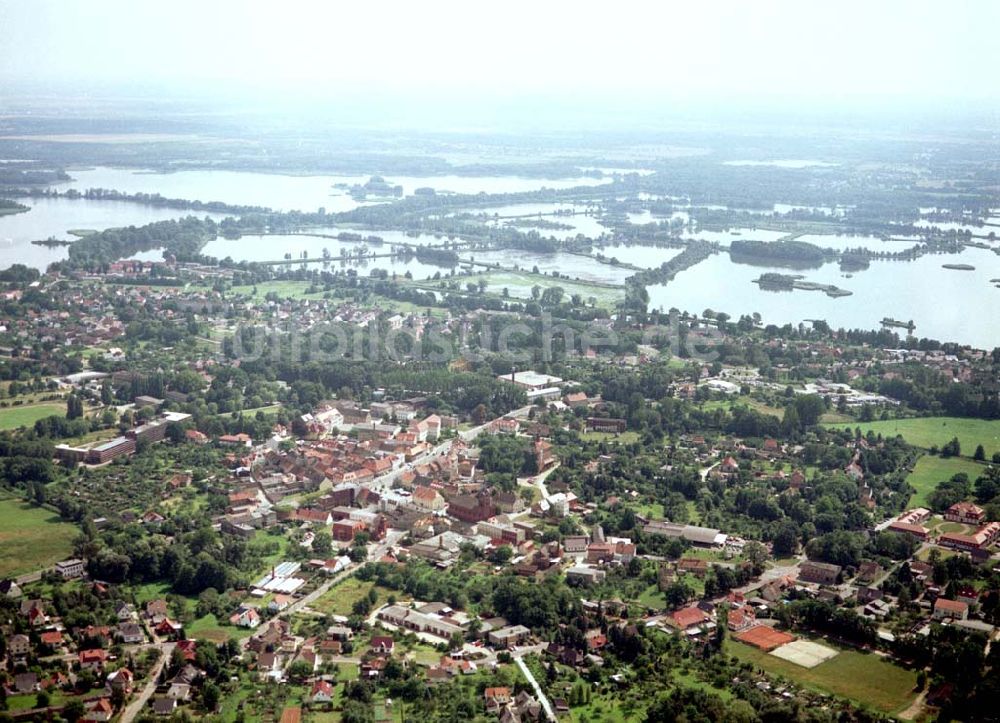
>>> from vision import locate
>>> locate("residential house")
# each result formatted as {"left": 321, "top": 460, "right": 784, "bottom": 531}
{"left": 933, "top": 598, "right": 969, "bottom": 621}
{"left": 14, "top": 673, "right": 39, "bottom": 694}
{"left": 9, "top": 633, "right": 31, "bottom": 659}
{"left": 678, "top": 558, "right": 709, "bottom": 578}
{"left": 116, "top": 622, "right": 145, "bottom": 644}
{"left": 114, "top": 601, "right": 137, "bottom": 622}
{"left": 105, "top": 668, "right": 134, "bottom": 695}
{"left": 488, "top": 625, "right": 530, "bottom": 648}
{"left": 257, "top": 652, "right": 283, "bottom": 681}
{"left": 727, "top": 606, "right": 757, "bottom": 632}
{"left": 230, "top": 607, "right": 261, "bottom": 629}
{"left": 484, "top": 687, "right": 513, "bottom": 713}
{"left": 39, "top": 631, "right": 64, "bottom": 650}
{"left": 412, "top": 486, "right": 446, "bottom": 511}
{"left": 146, "top": 599, "right": 169, "bottom": 624}
{"left": 665, "top": 607, "right": 709, "bottom": 632}
{"left": 534, "top": 439, "right": 557, "bottom": 471}
{"left": 310, "top": 680, "right": 334, "bottom": 704}
{"left": 856, "top": 561, "right": 882, "bottom": 584}
{"left": 798, "top": 561, "right": 842, "bottom": 585}
{"left": 360, "top": 657, "right": 387, "bottom": 679}
{"left": 79, "top": 649, "right": 108, "bottom": 671}
{"left": 0, "top": 579, "right": 23, "bottom": 598}
{"left": 218, "top": 433, "right": 253, "bottom": 448}
{"left": 153, "top": 698, "right": 178, "bottom": 717}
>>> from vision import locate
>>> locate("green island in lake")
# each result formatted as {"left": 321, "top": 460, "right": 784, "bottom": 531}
{"left": 754, "top": 272, "right": 852, "bottom": 297}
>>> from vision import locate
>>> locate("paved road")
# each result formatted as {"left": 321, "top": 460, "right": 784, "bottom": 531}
{"left": 120, "top": 642, "right": 174, "bottom": 723}
{"left": 521, "top": 465, "right": 558, "bottom": 502}
{"left": 514, "top": 656, "right": 556, "bottom": 721}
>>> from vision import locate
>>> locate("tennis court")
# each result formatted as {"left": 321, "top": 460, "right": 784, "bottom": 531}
{"left": 770, "top": 639, "right": 839, "bottom": 668}
{"left": 735, "top": 625, "right": 796, "bottom": 652}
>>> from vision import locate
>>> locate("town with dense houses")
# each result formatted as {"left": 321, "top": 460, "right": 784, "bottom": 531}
{"left": 2, "top": 29, "right": 1000, "bottom": 720}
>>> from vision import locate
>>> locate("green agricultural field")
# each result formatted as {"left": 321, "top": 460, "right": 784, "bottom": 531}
{"left": 229, "top": 280, "right": 327, "bottom": 300}
{"left": 0, "top": 402, "right": 65, "bottom": 430}
{"left": 726, "top": 639, "right": 918, "bottom": 715}
{"left": 905, "top": 454, "right": 988, "bottom": 507}
{"left": 840, "top": 417, "right": 1000, "bottom": 459}
{"left": 0, "top": 497, "right": 78, "bottom": 578}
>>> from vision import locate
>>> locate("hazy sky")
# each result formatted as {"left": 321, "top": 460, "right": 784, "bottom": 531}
{"left": 1, "top": 0, "right": 997, "bottom": 107}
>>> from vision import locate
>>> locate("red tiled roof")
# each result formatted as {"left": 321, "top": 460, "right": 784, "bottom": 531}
{"left": 934, "top": 598, "right": 969, "bottom": 613}
{"left": 669, "top": 607, "right": 708, "bottom": 629}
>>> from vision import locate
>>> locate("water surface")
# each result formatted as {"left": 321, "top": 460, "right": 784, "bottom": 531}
{"left": 647, "top": 246, "right": 1000, "bottom": 348}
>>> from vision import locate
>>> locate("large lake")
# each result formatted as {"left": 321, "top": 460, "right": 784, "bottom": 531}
{"left": 647, "top": 246, "right": 1000, "bottom": 349}
{"left": 0, "top": 197, "right": 223, "bottom": 270}
{"left": 59, "top": 167, "right": 610, "bottom": 213}
{"left": 0, "top": 169, "right": 611, "bottom": 270}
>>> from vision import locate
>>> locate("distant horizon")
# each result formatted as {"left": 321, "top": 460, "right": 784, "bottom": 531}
{"left": 0, "top": 85, "right": 997, "bottom": 137}
{"left": 1, "top": 0, "right": 998, "bottom": 134}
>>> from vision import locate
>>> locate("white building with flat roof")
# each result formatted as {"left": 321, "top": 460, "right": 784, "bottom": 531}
{"left": 499, "top": 371, "right": 564, "bottom": 390}
{"left": 56, "top": 559, "right": 85, "bottom": 578}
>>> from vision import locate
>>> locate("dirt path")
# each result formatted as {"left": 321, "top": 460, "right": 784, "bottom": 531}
{"left": 897, "top": 688, "right": 926, "bottom": 721}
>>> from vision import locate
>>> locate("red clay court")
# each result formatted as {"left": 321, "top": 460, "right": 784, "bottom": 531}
{"left": 735, "top": 625, "right": 796, "bottom": 652}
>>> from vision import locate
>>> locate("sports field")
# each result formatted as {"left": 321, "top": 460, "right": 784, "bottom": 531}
{"left": 735, "top": 624, "right": 796, "bottom": 652}
{"left": 726, "top": 638, "right": 918, "bottom": 715}
{"left": 0, "top": 402, "right": 65, "bottom": 430}
{"left": 0, "top": 497, "right": 78, "bottom": 578}
{"left": 770, "top": 639, "right": 839, "bottom": 668}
